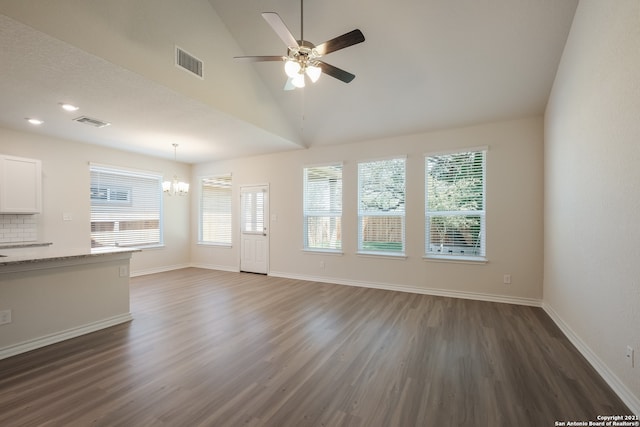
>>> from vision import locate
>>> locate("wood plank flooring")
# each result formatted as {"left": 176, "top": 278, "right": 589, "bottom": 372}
{"left": 0, "top": 268, "right": 631, "bottom": 426}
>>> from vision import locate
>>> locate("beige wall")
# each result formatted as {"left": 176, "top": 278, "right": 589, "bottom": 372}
{"left": 544, "top": 0, "right": 640, "bottom": 413}
{"left": 192, "top": 117, "right": 544, "bottom": 303}
{"left": 0, "top": 126, "right": 191, "bottom": 274}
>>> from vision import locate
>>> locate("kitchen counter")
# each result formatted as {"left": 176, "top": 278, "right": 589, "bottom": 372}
{"left": 0, "top": 241, "right": 52, "bottom": 249}
{"left": 0, "top": 245, "right": 139, "bottom": 267}
{"left": 0, "top": 244, "right": 138, "bottom": 360}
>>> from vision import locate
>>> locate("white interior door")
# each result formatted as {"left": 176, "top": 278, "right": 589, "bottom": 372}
{"left": 240, "top": 185, "right": 269, "bottom": 274}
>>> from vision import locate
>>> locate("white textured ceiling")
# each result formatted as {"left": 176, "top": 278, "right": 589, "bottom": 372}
{"left": 0, "top": 0, "right": 578, "bottom": 164}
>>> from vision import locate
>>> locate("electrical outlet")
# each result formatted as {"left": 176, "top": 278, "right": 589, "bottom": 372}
{"left": 503, "top": 274, "right": 512, "bottom": 284}
{"left": 626, "top": 346, "right": 634, "bottom": 368}
{"left": 0, "top": 309, "right": 12, "bottom": 325}
{"left": 319, "top": 261, "right": 325, "bottom": 269}
{"left": 119, "top": 266, "right": 128, "bottom": 277}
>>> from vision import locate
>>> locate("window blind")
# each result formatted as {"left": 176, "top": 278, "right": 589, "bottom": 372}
{"left": 303, "top": 164, "right": 342, "bottom": 251}
{"left": 200, "top": 175, "right": 232, "bottom": 245}
{"left": 357, "top": 157, "right": 406, "bottom": 254}
{"left": 90, "top": 164, "right": 163, "bottom": 248}
{"left": 425, "top": 149, "right": 486, "bottom": 258}
{"left": 241, "top": 189, "right": 265, "bottom": 234}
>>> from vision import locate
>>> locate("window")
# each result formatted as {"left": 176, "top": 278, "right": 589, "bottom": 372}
{"left": 90, "top": 164, "right": 163, "bottom": 248}
{"left": 303, "top": 164, "right": 342, "bottom": 251}
{"left": 425, "top": 148, "right": 486, "bottom": 259}
{"left": 90, "top": 185, "right": 131, "bottom": 204}
{"left": 200, "top": 175, "right": 232, "bottom": 245}
{"left": 358, "top": 157, "right": 406, "bottom": 255}
{"left": 241, "top": 189, "right": 265, "bottom": 234}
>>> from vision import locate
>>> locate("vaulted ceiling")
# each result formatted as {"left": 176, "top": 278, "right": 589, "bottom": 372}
{"left": 0, "top": 0, "right": 578, "bottom": 163}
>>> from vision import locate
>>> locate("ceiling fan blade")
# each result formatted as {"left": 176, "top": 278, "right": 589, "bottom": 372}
{"left": 234, "top": 55, "right": 286, "bottom": 62}
{"left": 317, "top": 61, "right": 356, "bottom": 83}
{"left": 262, "top": 12, "right": 300, "bottom": 48}
{"left": 315, "top": 29, "right": 365, "bottom": 56}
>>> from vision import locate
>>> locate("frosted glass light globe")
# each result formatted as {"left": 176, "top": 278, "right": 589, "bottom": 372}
{"left": 292, "top": 73, "right": 305, "bottom": 88}
{"left": 284, "top": 60, "right": 301, "bottom": 78}
{"left": 306, "top": 65, "right": 321, "bottom": 83}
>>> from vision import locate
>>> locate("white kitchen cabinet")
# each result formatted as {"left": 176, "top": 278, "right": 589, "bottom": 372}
{"left": 0, "top": 155, "right": 42, "bottom": 214}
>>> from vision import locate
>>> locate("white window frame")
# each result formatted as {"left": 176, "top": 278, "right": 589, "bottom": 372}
{"left": 303, "top": 163, "right": 343, "bottom": 253}
{"left": 424, "top": 147, "right": 487, "bottom": 262}
{"left": 199, "top": 174, "right": 233, "bottom": 246}
{"left": 90, "top": 163, "right": 163, "bottom": 249}
{"left": 357, "top": 156, "right": 406, "bottom": 257}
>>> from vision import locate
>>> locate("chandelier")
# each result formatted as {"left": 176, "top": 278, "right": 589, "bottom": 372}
{"left": 163, "top": 143, "right": 189, "bottom": 196}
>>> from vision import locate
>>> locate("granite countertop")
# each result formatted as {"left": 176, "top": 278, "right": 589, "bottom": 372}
{"left": 0, "top": 242, "right": 53, "bottom": 249}
{"left": 0, "top": 245, "right": 140, "bottom": 266}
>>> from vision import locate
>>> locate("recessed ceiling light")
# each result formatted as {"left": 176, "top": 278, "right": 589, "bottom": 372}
{"left": 26, "top": 118, "right": 44, "bottom": 125}
{"left": 60, "top": 103, "right": 79, "bottom": 112}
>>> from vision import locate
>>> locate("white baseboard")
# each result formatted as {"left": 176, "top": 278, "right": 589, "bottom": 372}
{"left": 131, "top": 263, "right": 190, "bottom": 277}
{"left": 543, "top": 302, "right": 640, "bottom": 416}
{"left": 132, "top": 263, "right": 239, "bottom": 277}
{"left": 268, "top": 271, "right": 542, "bottom": 307}
{"left": 0, "top": 313, "right": 133, "bottom": 361}
{"left": 190, "top": 263, "right": 240, "bottom": 273}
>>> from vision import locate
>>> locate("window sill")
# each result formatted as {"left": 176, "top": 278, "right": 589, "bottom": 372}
{"left": 423, "top": 255, "right": 488, "bottom": 264}
{"left": 357, "top": 251, "right": 407, "bottom": 260}
{"left": 133, "top": 244, "right": 165, "bottom": 251}
{"left": 197, "top": 242, "right": 232, "bottom": 248}
{"left": 302, "top": 249, "right": 344, "bottom": 256}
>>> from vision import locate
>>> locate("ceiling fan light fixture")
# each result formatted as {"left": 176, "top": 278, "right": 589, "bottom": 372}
{"left": 284, "top": 60, "right": 301, "bottom": 78}
{"left": 235, "top": 0, "right": 365, "bottom": 90}
{"left": 306, "top": 65, "right": 321, "bottom": 83}
{"left": 292, "top": 73, "right": 306, "bottom": 88}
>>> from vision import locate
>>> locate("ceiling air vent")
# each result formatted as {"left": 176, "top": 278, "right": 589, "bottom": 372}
{"left": 73, "top": 116, "right": 111, "bottom": 128}
{"left": 176, "top": 47, "right": 203, "bottom": 78}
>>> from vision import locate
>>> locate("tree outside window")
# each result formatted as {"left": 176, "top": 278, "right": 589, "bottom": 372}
{"left": 358, "top": 157, "right": 406, "bottom": 254}
{"left": 425, "top": 149, "right": 486, "bottom": 258}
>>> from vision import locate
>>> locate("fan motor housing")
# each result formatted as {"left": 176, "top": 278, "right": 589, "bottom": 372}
{"left": 288, "top": 40, "right": 319, "bottom": 62}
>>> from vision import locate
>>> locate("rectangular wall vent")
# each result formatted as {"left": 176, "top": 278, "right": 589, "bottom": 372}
{"left": 176, "top": 47, "right": 203, "bottom": 78}
{"left": 73, "top": 116, "right": 111, "bottom": 128}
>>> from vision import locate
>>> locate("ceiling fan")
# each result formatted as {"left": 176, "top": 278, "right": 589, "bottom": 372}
{"left": 234, "top": 0, "right": 365, "bottom": 90}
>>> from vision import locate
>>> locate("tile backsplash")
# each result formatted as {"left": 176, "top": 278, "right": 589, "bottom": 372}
{"left": 0, "top": 214, "right": 37, "bottom": 243}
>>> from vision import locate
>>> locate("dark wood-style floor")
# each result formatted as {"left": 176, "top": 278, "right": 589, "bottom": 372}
{"left": 0, "top": 268, "right": 630, "bottom": 426}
